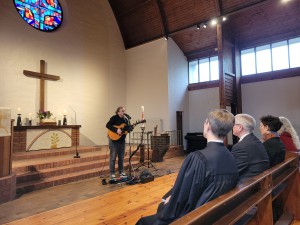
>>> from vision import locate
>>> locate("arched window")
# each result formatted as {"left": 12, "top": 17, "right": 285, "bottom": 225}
{"left": 14, "top": 0, "right": 63, "bottom": 32}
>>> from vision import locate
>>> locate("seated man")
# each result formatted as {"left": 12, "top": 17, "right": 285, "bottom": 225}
{"left": 231, "top": 114, "right": 270, "bottom": 182}
{"left": 136, "top": 109, "right": 238, "bottom": 225}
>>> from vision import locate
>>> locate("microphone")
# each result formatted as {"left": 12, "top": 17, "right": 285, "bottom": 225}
{"left": 124, "top": 113, "right": 131, "bottom": 119}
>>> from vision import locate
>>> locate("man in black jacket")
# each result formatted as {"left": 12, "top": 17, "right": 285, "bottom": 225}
{"left": 231, "top": 114, "right": 270, "bottom": 182}
{"left": 136, "top": 109, "right": 238, "bottom": 225}
{"left": 106, "top": 106, "right": 129, "bottom": 181}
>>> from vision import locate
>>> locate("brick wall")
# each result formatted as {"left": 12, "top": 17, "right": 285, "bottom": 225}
{"left": 151, "top": 134, "right": 170, "bottom": 162}
{"left": 0, "top": 173, "right": 16, "bottom": 204}
{"left": 71, "top": 128, "right": 80, "bottom": 146}
{"left": 13, "top": 130, "right": 26, "bottom": 152}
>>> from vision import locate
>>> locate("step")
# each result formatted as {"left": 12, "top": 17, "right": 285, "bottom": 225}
{"left": 13, "top": 144, "right": 183, "bottom": 194}
{"left": 12, "top": 146, "right": 104, "bottom": 160}
{"left": 16, "top": 156, "right": 140, "bottom": 183}
{"left": 16, "top": 162, "right": 138, "bottom": 194}
{"left": 12, "top": 151, "right": 107, "bottom": 173}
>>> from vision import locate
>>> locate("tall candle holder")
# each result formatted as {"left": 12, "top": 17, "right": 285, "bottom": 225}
{"left": 17, "top": 114, "right": 22, "bottom": 126}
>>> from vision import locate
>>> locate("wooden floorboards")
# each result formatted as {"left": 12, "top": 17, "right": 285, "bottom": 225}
{"left": 0, "top": 156, "right": 184, "bottom": 224}
{"left": 4, "top": 173, "right": 177, "bottom": 225}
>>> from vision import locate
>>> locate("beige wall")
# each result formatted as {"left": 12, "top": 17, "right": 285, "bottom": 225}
{"left": 188, "top": 88, "right": 220, "bottom": 132}
{"left": 125, "top": 39, "right": 169, "bottom": 133}
{"left": 242, "top": 76, "right": 300, "bottom": 138}
{"left": 167, "top": 39, "right": 189, "bottom": 146}
{"left": 0, "top": 0, "right": 126, "bottom": 145}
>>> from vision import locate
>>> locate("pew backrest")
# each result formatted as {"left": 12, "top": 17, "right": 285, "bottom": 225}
{"left": 171, "top": 153, "right": 299, "bottom": 225}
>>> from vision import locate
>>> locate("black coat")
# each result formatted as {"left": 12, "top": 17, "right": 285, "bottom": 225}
{"left": 136, "top": 142, "right": 238, "bottom": 225}
{"left": 263, "top": 137, "right": 286, "bottom": 167}
{"left": 231, "top": 133, "right": 270, "bottom": 181}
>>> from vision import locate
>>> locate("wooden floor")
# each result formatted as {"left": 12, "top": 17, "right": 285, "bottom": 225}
{"left": 2, "top": 154, "right": 300, "bottom": 225}
{"left": 4, "top": 173, "right": 177, "bottom": 225}
{"left": 0, "top": 157, "right": 185, "bottom": 224}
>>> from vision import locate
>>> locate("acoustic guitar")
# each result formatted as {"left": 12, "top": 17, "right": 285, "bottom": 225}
{"left": 107, "top": 119, "right": 146, "bottom": 141}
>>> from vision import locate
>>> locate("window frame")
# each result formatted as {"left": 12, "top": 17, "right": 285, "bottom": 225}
{"left": 240, "top": 37, "right": 300, "bottom": 77}
{"left": 188, "top": 55, "right": 219, "bottom": 86}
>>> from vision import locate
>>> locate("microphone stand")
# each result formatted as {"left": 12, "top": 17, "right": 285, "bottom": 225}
{"left": 126, "top": 116, "right": 132, "bottom": 177}
{"left": 69, "top": 106, "right": 80, "bottom": 158}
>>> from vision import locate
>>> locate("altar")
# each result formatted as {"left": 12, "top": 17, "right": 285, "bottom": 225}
{"left": 13, "top": 125, "right": 81, "bottom": 152}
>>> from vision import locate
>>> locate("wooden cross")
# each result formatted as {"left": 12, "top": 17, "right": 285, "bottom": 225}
{"left": 23, "top": 60, "right": 60, "bottom": 112}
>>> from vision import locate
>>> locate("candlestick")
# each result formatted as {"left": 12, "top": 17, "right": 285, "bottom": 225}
{"left": 17, "top": 114, "right": 22, "bottom": 126}
{"left": 63, "top": 115, "right": 67, "bottom": 125}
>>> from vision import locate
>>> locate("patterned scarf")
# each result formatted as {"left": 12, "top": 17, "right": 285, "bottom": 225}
{"left": 262, "top": 131, "right": 279, "bottom": 142}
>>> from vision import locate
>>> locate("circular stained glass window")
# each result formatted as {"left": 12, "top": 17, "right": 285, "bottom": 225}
{"left": 14, "top": 0, "right": 63, "bottom": 32}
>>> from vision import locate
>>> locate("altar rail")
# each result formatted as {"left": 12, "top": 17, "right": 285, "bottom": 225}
{"left": 171, "top": 152, "right": 300, "bottom": 225}
{"left": 131, "top": 130, "right": 182, "bottom": 146}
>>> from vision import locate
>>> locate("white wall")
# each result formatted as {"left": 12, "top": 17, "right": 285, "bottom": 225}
{"left": 242, "top": 76, "right": 300, "bottom": 138}
{"left": 125, "top": 39, "right": 169, "bottom": 132}
{"left": 0, "top": 0, "right": 126, "bottom": 145}
{"left": 188, "top": 88, "right": 220, "bottom": 132}
{"left": 167, "top": 39, "right": 189, "bottom": 146}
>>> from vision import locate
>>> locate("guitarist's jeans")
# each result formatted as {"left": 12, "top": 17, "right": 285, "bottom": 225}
{"left": 109, "top": 138, "right": 126, "bottom": 175}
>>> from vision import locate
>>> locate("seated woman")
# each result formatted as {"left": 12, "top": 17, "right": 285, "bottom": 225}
{"left": 278, "top": 116, "right": 300, "bottom": 152}
{"left": 259, "top": 115, "right": 285, "bottom": 167}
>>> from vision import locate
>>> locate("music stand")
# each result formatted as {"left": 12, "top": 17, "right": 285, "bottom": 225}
{"left": 136, "top": 131, "right": 157, "bottom": 170}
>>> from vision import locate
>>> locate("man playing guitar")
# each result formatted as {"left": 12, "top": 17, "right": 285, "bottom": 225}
{"left": 106, "top": 106, "right": 129, "bottom": 182}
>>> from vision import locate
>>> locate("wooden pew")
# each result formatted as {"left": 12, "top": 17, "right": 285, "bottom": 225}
{"left": 171, "top": 153, "right": 299, "bottom": 225}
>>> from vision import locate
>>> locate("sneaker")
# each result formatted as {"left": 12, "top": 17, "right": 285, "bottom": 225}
{"left": 120, "top": 172, "right": 127, "bottom": 178}
{"left": 110, "top": 174, "right": 116, "bottom": 181}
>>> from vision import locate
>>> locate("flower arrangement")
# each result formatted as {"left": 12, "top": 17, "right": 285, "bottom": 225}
{"left": 37, "top": 110, "right": 53, "bottom": 120}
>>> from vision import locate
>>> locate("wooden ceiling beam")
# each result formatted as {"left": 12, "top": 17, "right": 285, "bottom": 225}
{"left": 215, "top": 0, "right": 223, "bottom": 16}
{"left": 155, "top": 0, "right": 169, "bottom": 37}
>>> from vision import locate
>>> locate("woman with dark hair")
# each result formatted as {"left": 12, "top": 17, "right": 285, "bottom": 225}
{"left": 259, "top": 115, "right": 285, "bottom": 167}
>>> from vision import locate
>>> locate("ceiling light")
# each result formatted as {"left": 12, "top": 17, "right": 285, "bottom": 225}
{"left": 202, "top": 23, "right": 207, "bottom": 29}
{"left": 222, "top": 16, "right": 227, "bottom": 22}
{"left": 211, "top": 19, "right": 217, "bottom": 26}
{"left": 196, "top": 24, "right": 200, "bottom": 30}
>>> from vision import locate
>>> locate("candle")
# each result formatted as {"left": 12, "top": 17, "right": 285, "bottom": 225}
{"left": 17, "top": 107, "right": 21, "bottom": 113}
{"left": 141, "top": 106, "right": 144, "bottom": 120}
{"left": 141, "top": 106, "right": 145, "bottom": 127}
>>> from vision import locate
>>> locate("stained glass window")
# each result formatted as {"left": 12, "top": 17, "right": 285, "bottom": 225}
{"left": 14, "top": 0, "right": 63, "bottom": 32}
